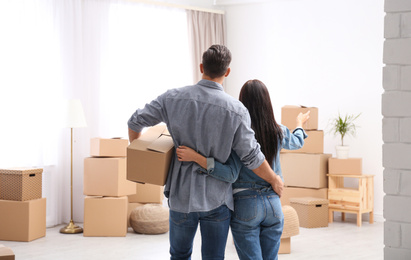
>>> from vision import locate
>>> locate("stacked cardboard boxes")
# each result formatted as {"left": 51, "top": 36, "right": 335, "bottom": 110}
{"left": 83, "top": 138, "right": 135, "bottom": 237}
{"left": 279, "top": 106, "right": 331, "bottom": 227}
{"left": 0, "top": 168, "right": 46, "bottom": 242}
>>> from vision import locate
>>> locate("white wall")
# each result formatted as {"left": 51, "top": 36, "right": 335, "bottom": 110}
{"left": 223, "top": 0, "right": 385, "bottom": 219}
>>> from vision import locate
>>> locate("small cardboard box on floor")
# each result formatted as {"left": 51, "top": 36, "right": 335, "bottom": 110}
{"left": 328, "top": 158, "right": 362, "bottom": 175}
{"left": 90, "top": 138, "right": 128, "bottom": 157}
{"left": 83, "top": 196, "right": 128, "bottom": 237}
{"left": 127, "top": 124, "right": 174, "bottom": 186}
{"left": 0, "top": 198, "right": 46, "bottom": 242}
{"left": 281, "top": 130, "right": 324, "bottom": 154}
{"left": 290, "top": 197, "right": 329, "bottom": 228}
{"left": 281, "top": 105, "right": 318, "bottom": 130}
{"left": 280, "top": 153, "right": 332, "bottom": 189}
{"left": 84, "top": 157, "right": 136, "bottom": 197}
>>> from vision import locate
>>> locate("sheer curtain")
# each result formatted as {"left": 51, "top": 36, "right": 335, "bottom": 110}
{"left": 0, "top": 0, "right": 192, "bottom": 226}
{"left": 187, "top": 10, "right": 227, "bottom": 84}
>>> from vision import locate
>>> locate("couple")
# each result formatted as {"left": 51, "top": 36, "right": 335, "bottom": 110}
{"left": 128, "top": 44, "right": 309, "bottom": 260}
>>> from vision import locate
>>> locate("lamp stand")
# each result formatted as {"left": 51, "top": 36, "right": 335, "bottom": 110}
{"left": 60, "top": 128, "right": 83, "bottom": 234}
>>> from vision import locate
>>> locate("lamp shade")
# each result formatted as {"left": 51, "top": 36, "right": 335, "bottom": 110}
{"left": 64, "top": 99, "right": 87, "bottom": 128}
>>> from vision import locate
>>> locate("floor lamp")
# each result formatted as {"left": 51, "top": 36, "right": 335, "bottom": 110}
{"left": 60, "top": 99, "right": 87, "bottom": 234}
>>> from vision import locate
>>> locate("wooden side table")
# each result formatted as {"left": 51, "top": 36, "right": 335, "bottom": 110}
{"left": 327, "top": 174, "right": 374, "bottom": 227}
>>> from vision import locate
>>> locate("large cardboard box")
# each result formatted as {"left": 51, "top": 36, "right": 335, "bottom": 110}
{"left": 84, "top": 196, "right": 128, "bottom": 237}
{"left": 128, "top": 183, "right": 164, "bottom": 204}
{"left": 0, "top": 168, "right": 42, "bottom": 201}
{"left": 0, "top": 245, "right": 15, "bottom": 260}
{"left": 281, "top": 130, "right": 324, "bottom": 154}
{"left": 84, "top": 157, "right": 136, "bottom": 197}
{"left": 280, "top": 153, "right": 332, "bottom": 188}
{"left": 127, "top": 202, "right": 144, "bottom": 227}
{"left": 0, "top": 198, "right": 46, "bottom": 242}
{"left": 290, "top": 197, "right": 329, "bottom": 228}
{"left": 281, "top": 105, "right": 319, "bottom": 130}
{"left": 90, "top": 138, "right": 128, "bottom": 157}
{"left": 127, "top": 124, "right": 174, "bottom": 186}
{"left": 281, "top": 186, "right": 328, "bottom": 206}
{"left": 328, "top": 158, "right": 362, "bottom": 175}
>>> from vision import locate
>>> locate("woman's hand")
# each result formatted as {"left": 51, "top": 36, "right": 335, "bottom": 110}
{"left": 296, "top": 111, "right": 310, "bottom": 128}
{"left": 176, "top": 146, "right": 207, "bottom": 169}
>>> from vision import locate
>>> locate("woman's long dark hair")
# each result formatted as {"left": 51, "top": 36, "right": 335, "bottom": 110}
{"left": 239, "top": 80, "right": 283, "bottom": 164}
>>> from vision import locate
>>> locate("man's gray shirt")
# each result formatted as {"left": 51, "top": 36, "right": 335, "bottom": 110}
{"left": 128, "top": 79, "right": 265, "bottom": 213}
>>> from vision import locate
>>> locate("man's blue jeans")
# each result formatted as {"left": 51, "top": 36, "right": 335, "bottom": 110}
{"left": 169, "top": 205, "right": 231, "bottom": 260}
{"left": 230, "top": 189, "right": 284, "bottom": 260}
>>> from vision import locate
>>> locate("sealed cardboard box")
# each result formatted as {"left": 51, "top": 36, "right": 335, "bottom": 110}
{"left": 90, "top": 138, "right": 128, "bottom": 157}
{"left": 84, "top": 196, "right": 128, "bottom": 237}
{"left": 281, "top": 105, "right": 319, "bottom": 130}
{"left": 0, "top": 168, "right": 42, "bottom": 201}
{"left": 281, "top": 130, "right": 324, "bottom": 154}
{"left": 281, "top": 187, "right": 328, "bottom": 206}
{"left": 0, "top": 198, "right": 46, "bottom": 242}
{"left": 127, "top": 124, "right": 174, "bottom": 186}
{"left": 84, "top": 157, "right": 136, "bottom": 197}
{"left": 0, "top": 245, "right": 15, "bottom": 260}
{"left": 128, "top": 183, "right": 164, "bottom": 204}
{"left": 280, "top": 153, "right": 331, "bottom": 188}
{"left": 328, "top": 158, "right": 362, "bottom": 175}
{"left": 290, "top": 197, "right": 329, "bottom": 228}
{"left": 127, "top": 202, "right": 144, "bottom": 227}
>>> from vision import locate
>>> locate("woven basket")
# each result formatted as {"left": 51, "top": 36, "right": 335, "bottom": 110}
{"left": 281, "top": 205, "right": 300, "bottom": 238}
{"left": 130, "top": 204, "right": 169, "bottom": 234}
{"left": 0, "top": 168, "right": 43, "bottom": 201}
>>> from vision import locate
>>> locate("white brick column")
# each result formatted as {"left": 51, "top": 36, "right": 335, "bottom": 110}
{"left": 383, "top": 0, "right": 411, "bottom": 259}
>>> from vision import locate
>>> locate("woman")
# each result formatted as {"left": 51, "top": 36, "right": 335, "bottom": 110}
{"left": 176, "top": 79, "right": 309, "bottom": 260}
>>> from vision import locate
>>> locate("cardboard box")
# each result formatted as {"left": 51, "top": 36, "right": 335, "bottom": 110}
{"left": 90, "top": 138, "right": 128, "bottom": 157}
{"left": 278, "top": 237, "right": 291, "bottom": 254}
{"left": 128, "top": 183, "right": 164, "bottom": 204}
{"left": 84, "top": 157, "right": 136, "bottom": 197}
{"left": 0, "top": 245, "right": 15, "bottom": 260}
{"left": 281, "top": 130, "right": 324, "bottom": 154}
{"left": 84, "top": 196, "right": 128, "bottom": 237}
{"left": 0, "top": 198, "right": 46, "bottom": 242}
{"left": 280, "top": 153, "right": 332, "bottom": 188}
{"left": 281, "top": 105, "right": 319, "bottom": 130}
{"left": 328, "top": 158, "right": 362, "bottom": 175}
{"left": 127, "top": 124, "right": 174, "bottom": 186}
{"left": 0, "top": 168, "right": 42, "bottom": 201}
{"left": 127, "top": 202, "right": 144, "bottom": 227}
{"left": 281, "top": 187, "right": 328, "bottom": 206}
{"left": 290, "top": 197, "right": 329, "bottom": 228}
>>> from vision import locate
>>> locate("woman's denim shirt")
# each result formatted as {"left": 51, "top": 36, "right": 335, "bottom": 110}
{"left": 198, "top": 125, "right": 307, "bottom": 190}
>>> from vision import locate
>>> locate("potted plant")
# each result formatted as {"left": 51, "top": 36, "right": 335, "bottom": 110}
{"left": 329, "top": 113, "right": 360, "bottom": 159}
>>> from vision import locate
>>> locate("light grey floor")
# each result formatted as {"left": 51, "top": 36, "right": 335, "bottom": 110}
{"left": 1, "top": 218, "right": 383, "bottom": 260}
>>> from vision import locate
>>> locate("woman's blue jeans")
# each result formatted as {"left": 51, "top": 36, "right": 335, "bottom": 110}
{"left": 169, "top": 205, "right": 231, "bottom": 260}
{"left": 230, "top": 189, "right": 284, "bottom": 260}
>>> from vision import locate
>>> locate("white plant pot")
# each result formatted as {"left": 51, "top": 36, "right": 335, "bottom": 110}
{"left": 336, "top": 145, "right": 349, "bottom": 159}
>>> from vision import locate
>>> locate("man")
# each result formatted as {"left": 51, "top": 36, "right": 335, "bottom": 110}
{"left": 128, "top": 44, "right": 283, "bottom": 260}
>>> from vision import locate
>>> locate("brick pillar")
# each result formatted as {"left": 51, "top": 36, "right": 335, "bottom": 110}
{"left": 383, "top": 0, "right": 411, "bottom": 259}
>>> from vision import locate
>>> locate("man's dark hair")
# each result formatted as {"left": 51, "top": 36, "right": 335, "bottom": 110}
{"left": 202, "top": 45, "right": 232, "bottom": 79}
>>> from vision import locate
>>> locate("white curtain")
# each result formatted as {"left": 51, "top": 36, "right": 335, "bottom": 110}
{"left": 0, "top": 0, "right": 192, "bottom": 226}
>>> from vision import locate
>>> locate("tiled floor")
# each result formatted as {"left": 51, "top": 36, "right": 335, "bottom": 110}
{"left": 1, "top": 218, "right": 383, "bottom": 259}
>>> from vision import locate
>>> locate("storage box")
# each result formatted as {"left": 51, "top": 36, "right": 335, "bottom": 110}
{"left": 278, "top": 237, "right": 291, "bottom": 254}
{"left": 90, "top": 138, "right": 128, "bottom": 157}
{"left": 0, "top": 198, "right": 46, "bottom": 242}
{"left": 280, "top": 153, "right": 331, "bottom": 188}
{"left": 0, "top": 168, "right": 42, "bottom": 201}
{"left": 281, "top": 130, "right": 323, "bottom": 154}
{"left": 128, "top": 183, "right": 164, "bottom": 204}
{"left": 84, "top": 196, "right": 128, "bottom": 237}
{"left": 328, "top": 158, "right": 362, "bottom": 175}
{"left": 127, "top": 124, "right": 174, "bottom": 186}
{"left": 0, "top": 245, "right": 15, "bottom": 260}
{"left": 127, "top": 202, "right": 144, "bottom": 227}
{"left": 290, "top": 197, "right": 328, "bottom": 228}
{"left": 84, "top": 157, "right": 136, "bottom": 197}
{"left": 281, "top": 105, "right": 319, "bottom": 130}
{"left": 281, "top": 187, "right": 328, "bottom": 206}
